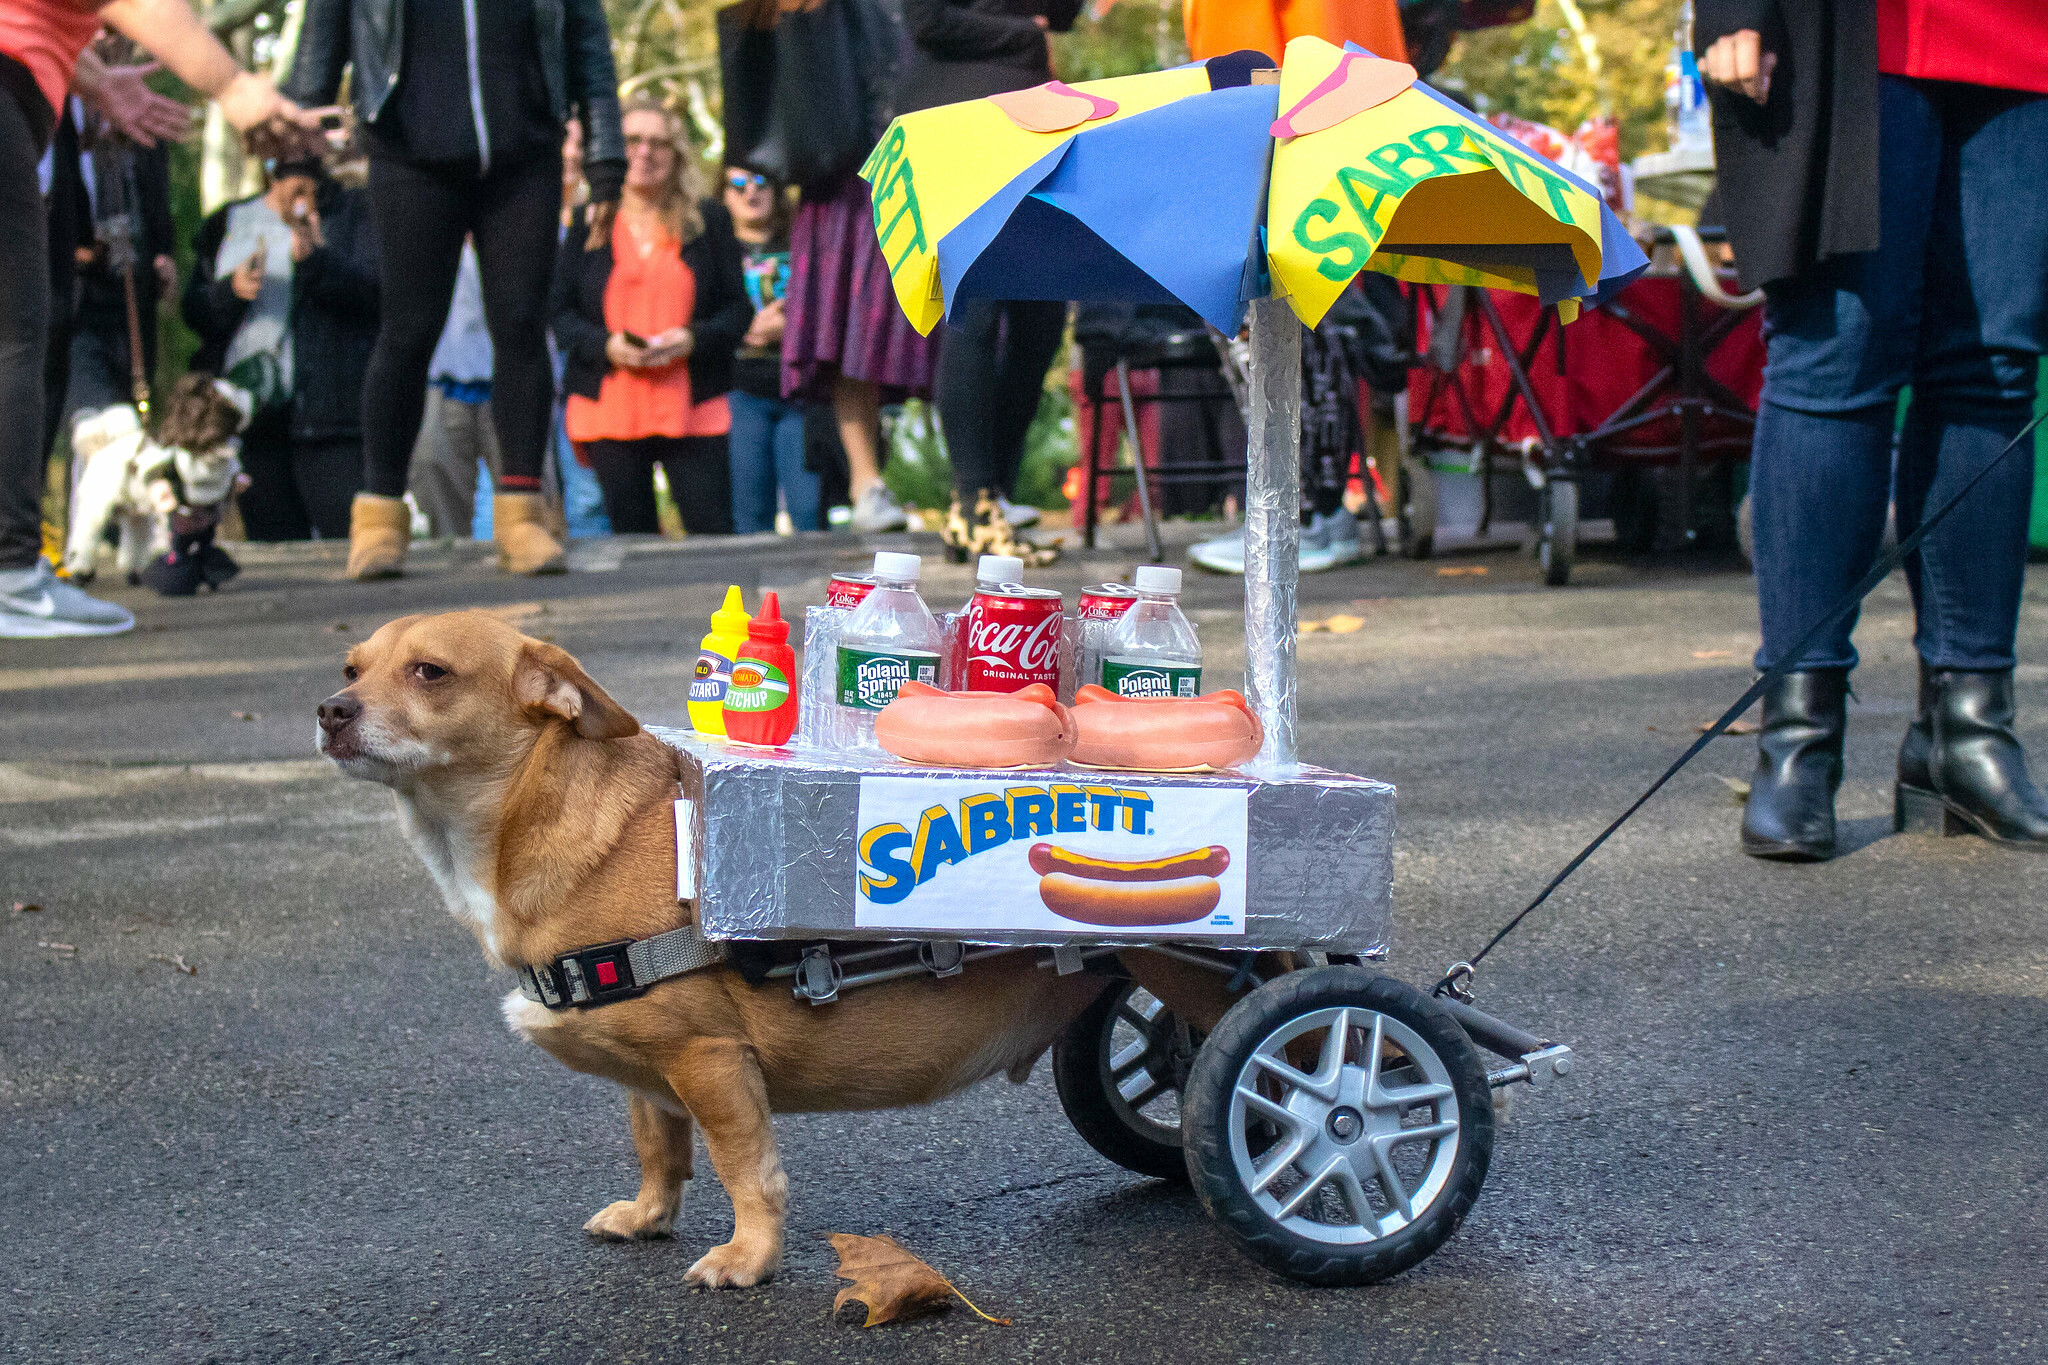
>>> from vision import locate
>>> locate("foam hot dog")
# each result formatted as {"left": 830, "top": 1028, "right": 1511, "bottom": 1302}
{"left": 874, "top": 681, "right": 1074, "bottom": 768}
{"left": 1068, "top": 685, "right": 1263, "bottom": 771}
{"left": 1027, "top": 842, "right": 1230, "bottom": 882}
{"left": 1037, "top": 872, "right": 1222, "bottom": 928}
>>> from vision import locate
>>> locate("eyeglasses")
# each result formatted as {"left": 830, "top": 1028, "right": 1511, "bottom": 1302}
{"left": 624, "top": 134, "right": 672, "bottom": 152}
{"left": 726, "top": 171, "right": 769, "bottom": 192}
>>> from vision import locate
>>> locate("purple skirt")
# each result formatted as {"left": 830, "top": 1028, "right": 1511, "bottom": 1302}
{"left": 782, "top": 176, "right": 937, "bottom": 403}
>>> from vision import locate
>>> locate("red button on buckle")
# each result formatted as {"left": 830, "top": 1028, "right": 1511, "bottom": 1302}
{"left": 595, "top": 960, "right": 620, "bottom": 987}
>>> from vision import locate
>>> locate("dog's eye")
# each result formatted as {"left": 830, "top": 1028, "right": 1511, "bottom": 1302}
{"left": 342, "top": 664, "right": 358, "bottom": 682}
{"left": 412, "top": 662, "right": 449, "bottom": 683}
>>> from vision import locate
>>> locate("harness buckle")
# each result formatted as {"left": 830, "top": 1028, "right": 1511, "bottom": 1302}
{"left": 555, "top": 939, "right": 646, "bottom": 1007}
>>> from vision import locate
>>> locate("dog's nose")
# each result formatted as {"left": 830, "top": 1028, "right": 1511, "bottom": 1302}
{"left": 318, "top": 694, "right": 361, "bottom": 734}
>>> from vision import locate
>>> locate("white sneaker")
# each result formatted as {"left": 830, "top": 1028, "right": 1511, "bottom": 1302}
{"left": 1309, "top": 507, "right": 1363, "bottom": 566}
{"left": 849, "top": 483, "right": 909, "bottom": 534}
{"left": 1189, "top": 526, "right": 1247, "bottom": 575}
{"left": 1188, "top": 518, "right": 1351, "bottom": 575}
{"left": 995, "top": 495, "right": 1040, "bottom": 529}
{"left": 0, "top": 560, "right": 135, "bottom": 638}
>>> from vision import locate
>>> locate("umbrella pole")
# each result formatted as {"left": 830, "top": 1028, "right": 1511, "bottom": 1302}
{"left": 1241, "top": 296, "right": 1303, "bottom": 770}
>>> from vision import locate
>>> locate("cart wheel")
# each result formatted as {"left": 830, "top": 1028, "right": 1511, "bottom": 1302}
{"left": 1183, "top": 967, "right": 1493, "bottom": 1287}
{"left": 1053, "top": 982, "right": 1196, "bottom": 1184}
{"left": 1538, "top": 479, "right": 1577, "bottom": 586}
{"left": 1399, "top": 458, "right": 1437, "bottom": 560}
{"left": 1611, "top": 468, "right": 1660, "bottom": 554}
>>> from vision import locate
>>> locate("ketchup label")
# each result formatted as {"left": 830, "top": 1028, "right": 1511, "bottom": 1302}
{"left": 723, "top": 661, "right": 791, "bottom": 713}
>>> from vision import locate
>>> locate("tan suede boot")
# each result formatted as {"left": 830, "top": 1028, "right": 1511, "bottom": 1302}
{"left": 493, "top": 492, "right": 567, "bottom": 575}
{"left": 345, "top": 493, "right": 410, "bottom": 580}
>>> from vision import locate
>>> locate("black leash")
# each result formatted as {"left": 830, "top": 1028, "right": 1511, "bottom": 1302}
{"left": 1433, "top": 406, "right": 2048, "bottom": 1001}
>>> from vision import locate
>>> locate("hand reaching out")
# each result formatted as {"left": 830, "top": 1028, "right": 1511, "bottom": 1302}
{"left": 1699, "top": 29, "right": 1775, "bottom": 104}
{"left": 82, "top": 60, "right": 192, "bottom": 146}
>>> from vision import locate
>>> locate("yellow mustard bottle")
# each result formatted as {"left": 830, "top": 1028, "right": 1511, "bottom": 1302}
{"left": 687, "top": 586, "right": 752, "bottom": 735}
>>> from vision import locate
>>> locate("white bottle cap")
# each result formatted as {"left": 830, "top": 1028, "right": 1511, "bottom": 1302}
{"left": 1133, "top": 565, "right": 1181, "bottom": 594}
{"left": 976, "top": 554, "right": 1025, "bottom": 585}
{"left": 872, "top": 551, "right": 922, "bottom": 582}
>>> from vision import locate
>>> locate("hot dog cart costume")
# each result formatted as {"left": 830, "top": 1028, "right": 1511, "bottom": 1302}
{"left": 652, "top": 39, "right": 1640, "bottom": 1286}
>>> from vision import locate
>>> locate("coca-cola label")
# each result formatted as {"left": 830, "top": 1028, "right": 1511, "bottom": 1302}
{"left": 963, "top": 591, "right": 1063, "bottom": 692}
{"left": 1077, "top": 586, "right": 1139, "bottom": 621}
{"left": 826, "top": 575, "right": 877, "bottom": 610}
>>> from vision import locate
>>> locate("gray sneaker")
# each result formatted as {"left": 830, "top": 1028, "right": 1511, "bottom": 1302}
{"left": 849, "top": 483, "right": 909, "bottom": 534}
{"left": 0, "top": 560, "right": 135, "bottom": 638}
{"left": 995, "top": 495, "right": 1041, "bottom": 529}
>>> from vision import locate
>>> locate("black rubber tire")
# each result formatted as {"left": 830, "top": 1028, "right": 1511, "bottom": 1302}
{"left": 1539, "top": 479, "right": 1577, "bottom": 586}
{"left": 1052, "top": 982, "right": 1193, "bottom": 1184}
{"left": 1183, "top": 967, "right": 1494, "bottom": 1287}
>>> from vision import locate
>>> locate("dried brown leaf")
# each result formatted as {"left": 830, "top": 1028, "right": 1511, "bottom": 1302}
{"left": 231, "top": 711, "right": 258, "bottom": 722}
{"left": 1691, "top": 650, "right": 1735, "bottom": 660}
{"left": 1715, "top": 775, "right": 1752, "bottom": 803}
{"left": 827, "top": 1233, "right": 1007, "bottom": 1328}
{"left": 1697, "top": 719, "right": 1759, "bottom": 735}
{"left": 11, "top": 901, "right": 41, "bottom": 914}
{"left": 1323, "top": 614, "right": 1365, "bottom": 634}
{"left": 1436, "top": 565, "right": 1488, "bottom": 577}
{"left": 37, "top": 941, "right": 76, "bottom": 955}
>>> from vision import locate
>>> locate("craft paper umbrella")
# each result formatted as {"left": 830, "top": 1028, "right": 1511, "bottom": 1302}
{"left": 860, "top": 37, "right": 1646, "bottom": 767}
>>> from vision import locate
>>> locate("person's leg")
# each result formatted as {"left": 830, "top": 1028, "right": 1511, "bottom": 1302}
{"left": 936, "top": 299, "right": 1004, "bottom": 499}
{"left": 470, "top": 153, "right": 561, "bottom": 489}
{"left": 584, "top": 439, "right": 663, "bottom": 535}
{"left": 405, "top": 386, "right": 470, "bottom": 537}
{"left": 294, "top": 437, "right": 365, "bottom": 541}
{"left": 988, "top": 300, "right": 1066, "bottom": 498}
{"left": 726, "top": 391, "right": 779, "bottom": 534}
{"left": 1891, "top": 81, "right": 2048, "bottom": 845}
{"left": 1741, "top": 75, "right": 1937, "bottom": 861}
{"left": 555, "top": 413, "right": 611, "bottom": 538}
{"left": 771, "top": 398, "right": 822, "bottom": 531}
{"left": 0, "top": 84, "right": 49, "bottom": 573}
{"left": 362, "top": 159, "right": 469, "bottom": 498}
{"left": 660, "top": 435, "right": 736, "bottom": 536}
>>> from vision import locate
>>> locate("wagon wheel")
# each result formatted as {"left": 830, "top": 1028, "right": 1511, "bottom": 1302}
{"left": 1183, "top": 967, "right": 1493, "bottom": 1287}
{"left": 1399, "top": 455, "right": 1437, "bottom": 560}
{"left": 1053, "top": 981, "right": 1197, "bottom": 1184}
{"left": 1538, "top": 479, "right": 1578, "bottom": 586}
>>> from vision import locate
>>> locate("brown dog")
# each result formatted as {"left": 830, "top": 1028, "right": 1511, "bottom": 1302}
{"left": 316, "top": 611, "right": 1236, "bottom": 1288}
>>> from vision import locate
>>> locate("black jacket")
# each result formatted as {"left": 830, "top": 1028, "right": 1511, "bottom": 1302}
{"left": 183, "top": 181, "right": 381, "bottom": 443}
{"left": 551, "top": 200, "right": 753, "bottom": 411}
{"left": 284, "top": 0, "right": 625, "bottom": 168}
{"left": 77, "top": 139, "right": 176, "bottom": 333}
{"left": 1695, "top": 0, "right": 1878, "bottom": 291}
{"left": 898, "top": 0, "right": 1083, "bottom": 113}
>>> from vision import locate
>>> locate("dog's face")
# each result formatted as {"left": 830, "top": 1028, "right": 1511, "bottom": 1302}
{"left": 316, "top": 612, "right": 638, "bottom": 787}
{"left": 153, "top": 374, "right": 249, "bottom": 454}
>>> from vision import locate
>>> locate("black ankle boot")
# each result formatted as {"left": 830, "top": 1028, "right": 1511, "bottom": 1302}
{"left": 1741, "top": 668, "right": 1848, "bottom": 861}
{"left": 1894, "top": 665, "right": 2048, "bottom": 848}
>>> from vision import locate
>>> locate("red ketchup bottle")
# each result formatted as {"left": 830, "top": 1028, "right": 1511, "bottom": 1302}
{"left": 721, "top": 592, "right": 798, "bottom": 746}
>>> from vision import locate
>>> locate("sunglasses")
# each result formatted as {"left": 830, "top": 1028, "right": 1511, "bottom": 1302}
{"left": 726, "top": 171, "right": 769, "bottom": 191}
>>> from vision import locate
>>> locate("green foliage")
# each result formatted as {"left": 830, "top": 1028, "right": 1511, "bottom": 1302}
{"left": 1438, "top": 0, "right": 1678, "bottom": 159}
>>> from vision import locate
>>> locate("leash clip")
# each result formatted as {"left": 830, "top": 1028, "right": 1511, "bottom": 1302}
{"left": 1435, "top": 960, "right": 1475, "bottom": 1003}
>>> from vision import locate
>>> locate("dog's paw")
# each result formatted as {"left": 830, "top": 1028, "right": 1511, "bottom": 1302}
{"left": 684, "top": 1240, "right": 779, "bottom": 1289}
{"left": 582, "top": 1199, "right": 676, "bottom": 1241}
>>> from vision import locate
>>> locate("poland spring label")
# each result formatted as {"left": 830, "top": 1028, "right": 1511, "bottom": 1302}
{"left": 1101, "top": 659, "right": 1201, "bottom": 699}
{"left": 836, "top": 646, "right": 940, "bottom": 711}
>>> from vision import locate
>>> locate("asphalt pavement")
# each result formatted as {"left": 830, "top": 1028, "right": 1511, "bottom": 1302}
{"left": 4, "top": 527, "right": 2045, "bottom": 1364}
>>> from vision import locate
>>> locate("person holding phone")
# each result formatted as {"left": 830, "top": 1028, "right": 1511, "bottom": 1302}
{"left": 183, "top": 145, "right": 379, "bottom": 541}
{"left": 1, "top": 0, "right": 308, "bottom": 638}
{"left": 550, "top": 97, "right": 751, "bottom": 536}
{"left": 723, "top": 166, "right": 816, "bottom": 534}
{"left": 1699, "top": 1, "right": 2048, "bottom": 859}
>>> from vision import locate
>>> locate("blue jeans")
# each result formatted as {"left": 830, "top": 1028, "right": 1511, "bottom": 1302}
{"left": 1752, "top": 76, "right": 2048, "bottom": 673}
{"left": 727, "top": 389, "right": 820, "bottom": 533}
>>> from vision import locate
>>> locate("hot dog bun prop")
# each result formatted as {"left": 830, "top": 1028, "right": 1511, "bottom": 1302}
{"left": 873, "top": 682, "right": 1075, "bottom": 768}
{"left": 1067, "top": 686, "right": 1263, "bottom": 772}
{"left": 1033, "top": 842, "right": 1229, "bottom": 927}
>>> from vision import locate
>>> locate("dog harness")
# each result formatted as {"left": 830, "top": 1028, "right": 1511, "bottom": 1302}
{"left": 515, "top": 920, "right": 726, "bottom": 1009}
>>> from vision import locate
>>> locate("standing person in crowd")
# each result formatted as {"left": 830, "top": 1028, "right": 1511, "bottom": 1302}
{"left": 184, "top": 145, "right": 378, "bottom": 541}
{"left": 724, "top": 166, "right": 818, "bottom": 534}
{"left": 2, "top": 0, "right": 307, "bottom": 639}
{"left": 404, "top": 238, "right": 498, "bottom": 538}
{"left": 284, "top": 0, "right": 626, "bottom": 579}
{"left": 551, "top": 98, "right": 749, "bottom": 537}
{"left": 547, "top": 115, "right": 610, "bottom": 539}
{"left": 1700, "top": 2, "right": 2048, "bottom": 860}
{"left": 901, "top": 0, "right": 1082, "bottom": 536}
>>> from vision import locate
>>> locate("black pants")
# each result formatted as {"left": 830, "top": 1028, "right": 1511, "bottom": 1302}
{"left": 361, "top": 152, "right": 560, "bottom": 498}
{"left": 936, "top": 299, "right": 1066, "bottom": 500}
{"left": 0, "top": 78, "right": 50, "bottom": 570}
{"left": 236, "top": 408, "right": 362, "bottom": 541}
{"left": 585, "top": 436, "right": 734, "bottom": 536}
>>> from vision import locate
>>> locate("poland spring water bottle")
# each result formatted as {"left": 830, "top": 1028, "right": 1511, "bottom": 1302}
{"left": 1100, "top": 565, "right": 1202, "bottom": 699}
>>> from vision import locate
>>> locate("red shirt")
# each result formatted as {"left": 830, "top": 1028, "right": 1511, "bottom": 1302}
{"left": 0, "top": 0, "right": 101, "bottom": 117}
{"left": 1879, "top": 0, "right": 2048, "bottom": 96}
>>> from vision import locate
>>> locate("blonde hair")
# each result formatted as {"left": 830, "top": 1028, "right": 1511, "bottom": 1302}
{"left": 615, "top": 96, "right": 705, "bottom": 247}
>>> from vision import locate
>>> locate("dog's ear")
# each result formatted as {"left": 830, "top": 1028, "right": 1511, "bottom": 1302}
{"left": 513, "top": 640, "right": 640, "bottom": 741}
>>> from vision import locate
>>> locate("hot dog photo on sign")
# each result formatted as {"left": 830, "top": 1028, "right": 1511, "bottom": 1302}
{"left": 853, "top": 775, "right": 1250, "bottom": 937}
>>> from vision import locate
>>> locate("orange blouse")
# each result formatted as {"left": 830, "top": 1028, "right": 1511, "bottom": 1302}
{"left": 1182, "top": 0, "right": 1407, "bottom": 63}
{"left": 565, "top": 213, "right": 731, "bottom": 443}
